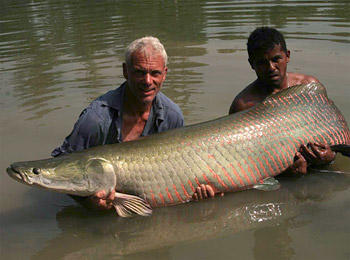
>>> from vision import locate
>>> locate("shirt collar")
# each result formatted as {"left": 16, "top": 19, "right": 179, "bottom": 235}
{"left": 98, "top": 82, "right": 126, "bottom": 111}
{"left": 99, "top": 82, "right": 165, "bottom": 122}
{"left": 152, "top": 92, "right": 165, "bottom": 123}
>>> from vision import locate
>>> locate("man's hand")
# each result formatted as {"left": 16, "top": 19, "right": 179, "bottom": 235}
{"left": 300, "top": 143, "right": 335, "bottom": 166}
{"left": 289, "top": 143, "right": 335, "bottom": 175}
{"left": 192, "top": 184, "right": 224, "bottom": 201}
{"left": 289, "top": 151, "right": 308, "bottom": 175}
{"left": 84, "top": 189, "right": 116, "bottom": 211}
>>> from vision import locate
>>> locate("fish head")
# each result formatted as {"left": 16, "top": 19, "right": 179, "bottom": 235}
{"left": 7, "top": 155, "right": 117, "bottom": 197}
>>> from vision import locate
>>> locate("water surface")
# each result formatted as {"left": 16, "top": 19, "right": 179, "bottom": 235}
{"left": 1, "top": 0, "right": 349, "bottom": 259}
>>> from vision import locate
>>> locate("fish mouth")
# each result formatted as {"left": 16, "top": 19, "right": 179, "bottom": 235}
{"left": 6, "top": 165, "right": 31, "bottom": 184}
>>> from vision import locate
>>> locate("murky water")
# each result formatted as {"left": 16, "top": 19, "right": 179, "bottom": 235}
{"left": 1, "top": 0, "right": 349, "bottom": 259}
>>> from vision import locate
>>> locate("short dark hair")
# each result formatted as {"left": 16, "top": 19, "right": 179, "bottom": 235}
{"left": 247, "top": 27, "right": 287, "bottom": 61}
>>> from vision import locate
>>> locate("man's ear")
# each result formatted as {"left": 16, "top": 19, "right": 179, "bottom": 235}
{"left": 123, "top": 63, "right": 128, "bottom": 79}
{"left": 286, "top": 50, "right": 290, "bottom": 63}
{"left": 162, "top": 66, "right": 168, "bottom": 81}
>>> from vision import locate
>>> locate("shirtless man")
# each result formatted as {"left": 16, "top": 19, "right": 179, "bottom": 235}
{"left": 229, "top": 27, "right": 335, "bottom": 174}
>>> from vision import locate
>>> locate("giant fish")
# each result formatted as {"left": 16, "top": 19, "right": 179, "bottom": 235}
{"left": 7, "top": 83, "right": 350, "bottom": 217}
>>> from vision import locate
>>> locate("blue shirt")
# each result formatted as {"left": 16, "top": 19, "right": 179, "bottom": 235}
{"left": 51, "top": 82, "right": 184, "bottom": 157}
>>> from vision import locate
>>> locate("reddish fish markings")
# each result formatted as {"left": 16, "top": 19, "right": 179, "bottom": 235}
{"left": 246, "top": 147, "right": 268, "bottom": 178}
{"left": 210, "top": 157, "right": 239, "bottom": 189}
{"left": 306, "top": 106, "right": 341, "bottom": 144}
{"left": 195, "top": 177, "right": 201, "bottom": 186}
{"left": 244, "top": 158, "right": 258, "bottom": 183}
{"left": 188, "top": 179, "right": 196, "bottom": 193}
{"left": 277, "top": 96, "right": 288, "bottom": 106}
{"left": 150, "top": 189, "right": 158, "bottom": 206}
{"left": 173, "top": 184, "right": 184, "bottom": 203}
{"left": 229, "top": 163, "right": 245, "bottom": 187}
{"left": 247, "top": 155, "right": 263, "bottom": 179}
{"left": 281, "top": 95, "right": 291, "bottom": 105}
{"left": 320, "top": 109, "right": 345, "bottom": 143}
{"left": 207, "top": 165, "right": 229, "bottom": 191}
{"left": 165, "top": 187, "right": 174, "bottom": 203}
{"left": 208, "top": 152, "right": 239, "bottom": 189}
{"left": 181, "top": 183, "right": 191, "bottom": 199}
{"left": 158, "top": 192, "right": 166, "bottom": 206}
{"left": 301, "top": 106, "right": 334, "bottom": 144}
{"left": 260, "top": 109, "right": 299, "bottom": 159}
{"left": 303, "top": 108, "right": 329, "bottom": 144}
{"left": 234, "top": 110, "right": 284, "bottom": 174}
{"left": 236, "top": 161, "right": 253, "bottom": 185}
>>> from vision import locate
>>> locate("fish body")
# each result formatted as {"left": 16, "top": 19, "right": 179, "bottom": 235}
{"left": 7, "top": 83, "right": 350, "bottom": 215}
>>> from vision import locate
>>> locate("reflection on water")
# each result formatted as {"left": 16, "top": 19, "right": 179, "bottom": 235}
{"left": 1, "top": 0, "right": 210, "bottom": 119}
{"left": 4, "top": 172, "right": 347, "bottom": 260}
{"left": 32, "top": 189, "right": 297, "bottom": 259}
{"left": 1, "top": 0, "right": 349, "bottom": 120}
{"left": 1, "top": 0, "right": 350, "bottom": 259}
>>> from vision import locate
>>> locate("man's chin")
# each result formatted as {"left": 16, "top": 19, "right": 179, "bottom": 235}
{"left": 138, "top": 95, "right": 155, "bottom": 105}
{"left": 265, "top": 79, "right": 281, "bottom": 88}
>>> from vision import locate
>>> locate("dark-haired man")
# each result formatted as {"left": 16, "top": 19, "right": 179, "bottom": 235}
{"left": 229, "top": 27, "right": 335, "bottom": 174}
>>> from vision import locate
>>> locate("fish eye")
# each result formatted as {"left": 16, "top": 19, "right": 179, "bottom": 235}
{"left": 33, "top": 168, "right": 40, "bottom": 175}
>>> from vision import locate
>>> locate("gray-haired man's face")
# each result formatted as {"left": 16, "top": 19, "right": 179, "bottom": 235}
{"left": 123, "top": 48, "right": 167, "bottom": 105}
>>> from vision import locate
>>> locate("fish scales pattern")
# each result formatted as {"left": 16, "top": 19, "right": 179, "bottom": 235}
{"left": 111, "top": 83, "right": 349, "bottom": 207}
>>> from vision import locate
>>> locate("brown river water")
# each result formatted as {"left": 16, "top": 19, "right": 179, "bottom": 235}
{"left": 1, "top": 0, "right": 349, "bottom": 259}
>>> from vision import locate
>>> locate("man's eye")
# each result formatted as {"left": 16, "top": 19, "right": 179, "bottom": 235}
{"left": 135, "top": 70, "right": 145, "bottom": 75}
{"left": 272, "top": 56, "right": 281, "bottom": 62}
{"left": 151, "top": 71, "right": 161, "bottom": 76}
{"left": 256, "top": 60, "right": 266, "bottom": 65}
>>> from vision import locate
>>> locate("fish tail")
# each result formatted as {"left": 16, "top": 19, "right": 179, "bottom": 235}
{"left": 331, "top": 144, "right": 350, "bottom": 157}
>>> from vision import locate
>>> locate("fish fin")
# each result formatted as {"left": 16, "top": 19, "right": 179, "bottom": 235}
{"left": 85, "top": 158, "right": 116, "bottom": 193}
{"left": 113, "top": 192, "right": 152, "bottom": 217}
{"left": 331, "top": 144, "right": 350, "bottom": 157}
{"left": 253, "top": 177, "right": 280, "bottom": 191}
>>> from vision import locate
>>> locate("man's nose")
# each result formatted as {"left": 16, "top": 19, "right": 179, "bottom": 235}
{"left": 145, "top": 73, "right": 152, "bottom": 85}
{"left": 268, "top": 60, "right": 276, "bottom": 71}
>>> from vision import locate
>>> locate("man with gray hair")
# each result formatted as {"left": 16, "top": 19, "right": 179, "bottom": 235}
{"left": 52, "top": 36, "right": 185, "bottom": 210}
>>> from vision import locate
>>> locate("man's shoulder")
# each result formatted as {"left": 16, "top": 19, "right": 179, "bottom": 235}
{"left": 289, "top": 73, "right": 320, "bottom": 86}
{"left": 86, "top": 84, "right": 124, "bottom": 117}
{"left": 82, "top": 86, "right": 122, "bottom": 122}
{"left": 156, "top": 92, "right": 183, "bottom": 116}
{"left": 229, "top": 82, "right": 261, "bottom": 114}
{"left": 94, "top": 84, "right": 124, "bottom": 107}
